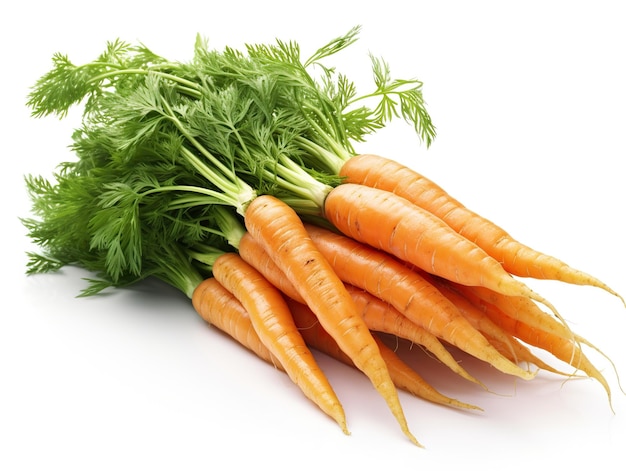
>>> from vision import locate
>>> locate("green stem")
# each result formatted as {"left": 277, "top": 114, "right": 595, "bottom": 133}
{"left": 296, "top": 136, "right": 350, "bottom": 174}
{"left": 88, "top": 66, "right": 203, "bottom": 99}
{"left": 188, "top": 245, "right": 226, "bottom": 270}
{"left": 160, "top": 98, "right": 258, "bottom": 215}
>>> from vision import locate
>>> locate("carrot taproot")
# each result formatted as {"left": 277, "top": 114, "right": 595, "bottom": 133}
{"left": 450, "top": 281, "right": 621, "bottom": 402}
{"left": 371, "top": 335, "right": 481, "bottom": 411}
{"left": 287, "top": 297, "right": 480, "bottom": 411}
{"left": 241, "top": 230, "right": 482, "bottom": 385}
{"left": 242, "top": 229, "right": 483, "bottom": 386}
{"left": 303, "top": 222, "right": 535, "bottom": 381}
{"left": 323, "top": 182, "right": 567, "bottom": 328}
{"left": 430, "top": 277, "right": 572, "bottom": 377}
{"left": 193, "top": 276, "right": 477, "bottom": 442}
{"left": 460, "top": 283, "right": 622, "bottom": 384}
{"left": 452, "top": 283, "right": 578, "bottom": 345}
{"left": 343, "top": 284, "right": 483, "bottom": 387}
{"left": 211, "top": 252, "right": 348, "bottom": 434}
{"left": 238, "top": 231, "right": 304, "bottom": 303}
{"left": 340, "top": 154, "right": 624, "bottom": 305}
{"left": 192, "top": 277, "right": 280, "bottom": 367}
{"left": 485, "top": 302, "right": 613, "bottom": 405}
{"left": 243, "top": 195, "right": 419, "bottom": 445}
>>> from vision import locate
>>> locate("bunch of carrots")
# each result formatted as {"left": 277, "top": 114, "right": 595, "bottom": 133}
{"left": 22, "top": 27, "right": 623, "bottom": 446}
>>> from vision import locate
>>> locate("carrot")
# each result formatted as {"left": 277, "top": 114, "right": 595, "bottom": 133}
{"left": 453, "top": 284, "right": 573, "bottom": 340}
{"left": 287, "top": 297, "right": 481, "bottom": 411}
{"left": 238, "top": 231, "right": 304, "bottom": 303}
{"left": 343, "top": 284, "right": 483, "bottom": 387}
{"left": 484, "top": 301, "right": 613, "bottom": 404}
{"left": 450, "top": 281, "right": 621, "bottom": 402}
{"left": 192, "top": 277, "right": 279, "bottom": 367}
{"left": 243, "top": 195, "right": 419, "bottom": 445}
{"left": 452, "top": 282, "right": 595, "bottom": 357}
{"left": 323, "top": 182, "right": 568, "bottom": 328}
{"left": 431, "top": 278, "right": 572, "bottom": 377}
{"left": 303, "top": 222, "right": 535, "bottom": 381}
{"left": 340, "top": 154, "right": 624, "bottom": 305}
{"left": 193, "top": 276, "right": 477, "bottom": 445}
{"left": 240, "top": 230, "right": 482, "bottom": 385}
{"left": 211, "top": 252, "right": 348, "bottom": 434}
{"left": 371, "top": 336, "right": 482, "bottom": 412}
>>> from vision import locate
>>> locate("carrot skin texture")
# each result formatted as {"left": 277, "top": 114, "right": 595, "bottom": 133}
{"left": 343, "top": 284, "right": 483, "bottom": 386}
{"left": 449, "top": 282, "right": 613, "bottom": 400}
{"left": 244, "top": 195, "right": 418, "bottom": 445}
{"left": 431, "top": 278, "right": 569, "bottom": 376}
{"left": 323, "top": 183, "right": 565, "bottom": 326}
{"left": 192, "top": 277, "right": 279, "bottom": 367}
{"left": 304, "top": 223, "right": 534, "bottom": 380}
{"left": 242, "top": 231, "right": 481, "bottom": 384}
{"left": 452, "top": 283, "right": 574, "bottom": 342}
{"left": 212, "top": 252, "right": 348, "bottom": 434}
{"left": 287, "top": 297, "right": 480, "bottom": 411}
{"left": 341, "top": 154, "right": 624, "bottom": 304}
{"left": 481, "top": 299, "right": 612, "bottom": 403}
{"left": 324, "top": 183, "right": 536, "bottom": 298}
{"left": 239, "top": 232, "right": 304, "bottom": 303}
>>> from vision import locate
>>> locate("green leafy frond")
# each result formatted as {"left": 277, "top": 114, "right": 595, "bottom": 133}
{"left": 96, "top": 38, "right": 133, "bottom": 65}
{"left": 24, "top": 252, "right": 65, "bottom": 275}
{"left": 304, "top": 25, "right": 361, "bottom": 68}
{"left": 23, "top": 27, "right": 436, "bottom": 297}
{"left": 88, "top": 183, "right": 143, "bottom": 281}
{"left": 27, "top": 53, "right": 99, "bottom": 118}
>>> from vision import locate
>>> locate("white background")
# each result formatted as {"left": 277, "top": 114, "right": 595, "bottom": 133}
{"left": 2, "top": 1, "right": 625, "bottom": 469}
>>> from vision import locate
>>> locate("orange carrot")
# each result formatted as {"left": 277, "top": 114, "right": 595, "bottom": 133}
{"left": 453, "top": 283, "right": 575, "bottom": 342}
{"left": 238, "top": 231, "right": 304, "bottom": 303}
{"left": 431, "top": 278, "right": 571, "bottom": 376}
{"left": 287, "top": 297, "right": 481, "bottom": 411}
{"left": 212, "top": 252, "right": 348, "bottom": 434}
{"left": 240, "top": 231, "right": 481, "bottom": 385}
{"left": 303, "top": 222, "right": 534, "bottom": 381}
{"left": 192, "top": 277, "right": 279, "bottom": 367}
{"left": 194, "top": 277, "right": 478, "bottom": 438}
{"left": 323, "top": 182, "right": 567, "bottom": 327}
{"left": 340, "top": 154, "right": 623, "bottom": 304}
{"left": 486, "top": 302, "right": 613, "bottom": 404}
{"left": 372, "top": 336, "right": 481, "bottom": 411}
{"left": 243, "top": 195, "right": 419, "bottom": 445}
{"left": 449, "top": 281, "right": 620, "bottom": 400}
{"left": 343, "top": 284, "right": 483, "bottom": 386}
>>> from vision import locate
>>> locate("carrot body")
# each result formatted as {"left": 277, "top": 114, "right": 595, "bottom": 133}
{"left": 453, "top": 283, "right": 572, "bottom": 341}
{"left": 192, "top": 277, "right": 279, "bottom": 367}
{"left": 243, "top": 195, "right": 418, "bottom": 445}
{"left": 449, "top": 281, "right": 614, "bottom": 400}
{"left": 477, "top": 296, "right": 612, "bottom": 402}
{"left": 212, "top": 252, "right": 348, "bottom": 434}
{"left": 239, "top": 232, "right": 304, "bottom": 303}
{"left": 304, "top": 223, "right": 534, "bottom": 380}
{"left": 343, "top": 285, "right": 482, "bottom": 386}
{"left": 241, "top": 231, "right": 481, "bottom": 385}
{"left": 287, "top": 297, "right": 480, "bottom": 411}
{"left": 372, "top": 336, "right": 481, "bottom": 411}
{"left": 324, "top": 183, "right": 554, "bottom": 305}
{"left": 431, "top": 278, "right": 569, "bottom": 376}
{"left": 341, "top": 154, "right": 623, "bottom": 304}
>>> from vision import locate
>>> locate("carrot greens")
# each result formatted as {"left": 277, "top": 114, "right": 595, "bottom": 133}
{"left": 27, "top": 26, "right": 435, "bottom": 215}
